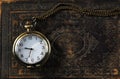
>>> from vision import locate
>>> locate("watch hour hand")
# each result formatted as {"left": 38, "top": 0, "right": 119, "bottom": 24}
{"left": 24, "top": 47, "right": 34, "bottom": 50}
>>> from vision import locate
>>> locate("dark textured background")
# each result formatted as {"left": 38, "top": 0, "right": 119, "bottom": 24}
{"left": 1, "top": 0, "right": 120, "bottom": 79}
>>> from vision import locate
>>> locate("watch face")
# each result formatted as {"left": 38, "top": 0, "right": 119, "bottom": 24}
{"left": 13, "top": 32, "right": 51, "bottom": 65}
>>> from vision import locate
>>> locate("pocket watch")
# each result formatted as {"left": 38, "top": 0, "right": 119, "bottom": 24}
{"left": 12, "top": 21, "right": 51, "bottom": 68}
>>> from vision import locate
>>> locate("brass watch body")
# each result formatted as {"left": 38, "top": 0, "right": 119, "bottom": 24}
{"left": 12, "top": 21, "right": 51, "bottom": 68}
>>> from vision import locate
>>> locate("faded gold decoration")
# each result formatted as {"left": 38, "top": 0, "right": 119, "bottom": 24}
{"left": 112, "top": 68, "right": 119, "bottom": 75}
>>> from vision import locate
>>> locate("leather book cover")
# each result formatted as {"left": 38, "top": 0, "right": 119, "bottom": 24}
{"left": 0, "top": 0, "right": 120, "bottom": 79}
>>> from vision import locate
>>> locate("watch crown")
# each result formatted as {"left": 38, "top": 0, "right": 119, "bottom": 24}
{"left": 24, "top": 21, "right": 33, "bottom": 32}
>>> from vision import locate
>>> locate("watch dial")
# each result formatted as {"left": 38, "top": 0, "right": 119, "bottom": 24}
{"left": 14, "top": 34, "right": 49, "bottom": 64}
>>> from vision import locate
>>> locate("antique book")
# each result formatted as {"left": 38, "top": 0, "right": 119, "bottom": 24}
{"left": 0, "top": 0, "right": 120, "bottom": 79}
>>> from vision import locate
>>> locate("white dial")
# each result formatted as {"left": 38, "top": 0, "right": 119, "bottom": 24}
{"left": 13, "top": 32, "right": 51, "bottom": 65}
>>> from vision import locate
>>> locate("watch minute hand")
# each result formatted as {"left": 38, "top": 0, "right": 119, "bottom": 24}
{"left": 28, "top": 50, "right": 32, "bottom": 58}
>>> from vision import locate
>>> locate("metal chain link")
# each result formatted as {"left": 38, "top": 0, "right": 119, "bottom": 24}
{"left": 33, "top": 3, "right": 120, "bottom": 20}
